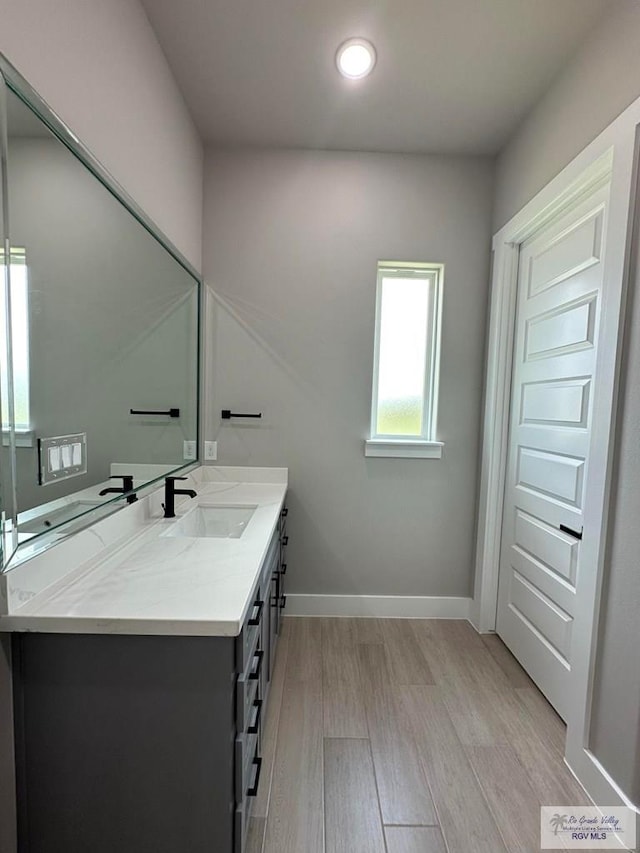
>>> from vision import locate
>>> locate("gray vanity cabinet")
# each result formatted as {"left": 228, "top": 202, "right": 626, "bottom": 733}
{"left": 278, "top": 506, "right": 288, "bottom": 621}
{"left": 11, "top": 503, "right": 289, "bottom": 853}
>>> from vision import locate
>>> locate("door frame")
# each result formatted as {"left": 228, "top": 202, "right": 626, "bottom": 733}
{"left": 472, "top": 95, "right": 640, "bottom": 809}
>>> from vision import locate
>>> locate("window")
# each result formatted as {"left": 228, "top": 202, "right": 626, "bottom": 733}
{"left": 1, "top": 248, "right": 31, "bottom": 433}
{"left": 366, "top": 261, "right": 444, "bottom": 458}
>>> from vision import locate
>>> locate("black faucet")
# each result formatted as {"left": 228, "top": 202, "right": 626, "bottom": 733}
{"left": 99, "top": 474, "right": 138, "bottom": 504}
{"left": 163, "top": 476, "right": 197, "bottom": 518}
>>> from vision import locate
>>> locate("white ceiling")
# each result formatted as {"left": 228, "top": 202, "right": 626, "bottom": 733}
{"left": 142, "top": 0, "right": 609, "bottom": 155}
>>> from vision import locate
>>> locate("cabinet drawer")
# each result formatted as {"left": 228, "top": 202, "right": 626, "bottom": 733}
{"left": 269, "top": 569, "right": 279, "bottom": 647}
{"left": 269, "top": 572, "right": 279, "bottom": 667}
{"left": 243, "top": 642, "right": 265, "bottom": 693}
{"left": 235, "top": 730, "right": 261, "bottom": 802}
{"left": 279, "top": 504, "right": 288, "bottom": 538}
{"left": 278, "top": 568, "right": 287, "bottom": 615}
{"left": 263, "top": 529, "right": 280, "bottom": 577}
{"left": 260, "top": 547, "right": 277, "bottom": 598}
{"left": 236, "top": 667, "right": 260, "bottom": 733}
{"left": 237, "top": 617, "right": 260, "bottom": 681}
{"left": 236, "top": 591, "right": 264, "bottom": 675}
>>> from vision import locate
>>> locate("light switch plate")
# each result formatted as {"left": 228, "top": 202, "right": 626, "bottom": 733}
{"left": 183, "top": 440, "right": 196, "bottom": 460}
{"left": 204, "top": 440, "right": 217, "bottom": 461}
{"left": 38, "top": 433, "right": 88, "bottom": 485}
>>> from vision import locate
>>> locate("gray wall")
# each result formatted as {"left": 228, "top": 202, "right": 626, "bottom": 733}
{"left": 8, "top": 137, "right": 199, "bottom": 512}
{"left": 203, "top": 149, "right": 494, "bottom": 598}
{"left": 0, "top": 0, "right": 203, "bottom": 269}
{"left": 493, "top": 0, "right": 640, "bottom": 231}
{"left": 588, "top": 200, "right": 640, "bottom": 807}
{"left": 0, "top": 2, "right": 203, "bottom": 850}
{"left": 492, "top": 0, "right": 640, "bottom": 806}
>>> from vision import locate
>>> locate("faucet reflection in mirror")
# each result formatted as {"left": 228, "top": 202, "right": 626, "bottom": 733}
{"left": 0, "top": 53, "right": 200, "bottom": 570}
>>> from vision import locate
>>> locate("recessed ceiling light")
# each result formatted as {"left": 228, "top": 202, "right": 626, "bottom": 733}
{"left": 336, "top": 38, "right": 376, "bottom": 80}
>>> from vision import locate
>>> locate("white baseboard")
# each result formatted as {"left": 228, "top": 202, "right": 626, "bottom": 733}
{"left": 566, "top": 746, "right": 639, "bottom": 813}
{"left": 285, "top": 594, "right": 472, "bottom": 620}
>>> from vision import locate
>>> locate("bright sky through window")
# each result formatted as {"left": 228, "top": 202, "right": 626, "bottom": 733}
{"left": 370, "top": 261, "right": 443, "bottom": 445}
{"left": 376, "top": 276, "right": 429, "bottom": 435}
{"left": 1, "top": 249, "right": 31, "bottom": 431}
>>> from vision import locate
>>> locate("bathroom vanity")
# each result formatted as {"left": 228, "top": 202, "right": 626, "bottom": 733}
{"left": 2, "top": 466, "right": 288, "bottom": 853}
{"left": 0, "top": 53, "right": 288, "bottom": 853}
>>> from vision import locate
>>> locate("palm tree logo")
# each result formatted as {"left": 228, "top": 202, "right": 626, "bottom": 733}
{"left": 549, "top": 814, "right": 568, "bottom": 836}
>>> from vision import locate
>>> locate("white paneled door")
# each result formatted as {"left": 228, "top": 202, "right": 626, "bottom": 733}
{"left": 496, "top": 184, "right": 610, "bottom": 721}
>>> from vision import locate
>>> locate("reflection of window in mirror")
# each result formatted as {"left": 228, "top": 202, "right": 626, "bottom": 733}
{"left": 1, "top": 247, "right": 31, "bottom": 432}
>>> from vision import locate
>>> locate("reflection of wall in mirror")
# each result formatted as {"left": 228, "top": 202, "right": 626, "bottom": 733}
{"left": 7, "top": 130, "right": 198, "bottom": 512}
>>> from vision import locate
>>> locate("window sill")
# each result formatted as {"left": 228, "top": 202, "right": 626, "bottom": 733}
{"left": 2, "top": 429, "right": 35, "bottom": 448}
{"left": 364, "top": 439, "right": 444, "bottom": 459}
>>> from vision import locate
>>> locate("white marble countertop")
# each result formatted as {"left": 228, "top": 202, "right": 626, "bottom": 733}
{"left": 0, "top": 467, "right": 287, "bottom": 637}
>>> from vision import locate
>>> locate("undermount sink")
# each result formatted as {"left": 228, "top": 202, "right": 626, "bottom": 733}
{"left": 19, "top": 500, "right": 121, "bottom": 537}
{"left": 163, "top": 505, "right": 257, "bottom": 539}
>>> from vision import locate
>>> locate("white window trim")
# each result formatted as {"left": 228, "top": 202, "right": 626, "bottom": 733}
{"left": 2, "top": 428, "right": 34, "bottom": 448}
{"left": 364, "top": 438, "right": 444, "bottom": 459}
{"left": 365, "top": 260, "right": 444, "bottom": 458}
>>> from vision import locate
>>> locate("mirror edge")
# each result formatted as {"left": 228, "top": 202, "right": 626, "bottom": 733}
{"left": 0, "top": 52, "right": 201, "bottom": 283}
{"left": 0, "top": 52, "right": 203, "bottom": 571}
{"left": 0, "top": 64, "right": 19, "bottom": 569}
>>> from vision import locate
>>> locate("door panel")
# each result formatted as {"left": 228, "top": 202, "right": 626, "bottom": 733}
{"left": 514, "top": 510, "right": 578, "bottom": 585}
{"left": 520, "top": 378, "right": 590, "bottom": 428}
{"left": 510, "top": 548, "right": 575, "bottom": 614}
{"left": 525, "top": 294, "right": 597, "bottom": 360}
{"left": 517, "top": 448, "right": 585, "bottom": 506}
{"left": 509, "top": 572, "right": 573, "bottom": 658}
{"left": 527, "top": 209, "right": 603, "bottom": 297}
{"left": 497, "top": 185, "right": 609, "bottom": 721}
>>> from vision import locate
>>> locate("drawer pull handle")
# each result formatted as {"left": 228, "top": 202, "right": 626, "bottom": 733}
{"left": 279, "top": 594, "right": 287, "bottom": 610}
{"left": 248, "top": 599, "right": 264, "bottom": 627}
{"left": 280, "top": 562, "right": 287, "bottom": 576}
{"left": 248, "top": 699, "right": 263, "bottom": 734}
{"left": 249, "top": 649, "right": 264, "bottom": 681}
{"left": 281, "top": 535, "right": 289, "bottom": 546}
{"left": 247, "top": 754, "right": 263, "bottom": 797}
{"left": 281, "top": 507, "right": 288, "bottom": 517}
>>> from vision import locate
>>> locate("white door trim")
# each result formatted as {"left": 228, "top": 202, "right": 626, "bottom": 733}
{"left": 472, "top": 93, "right": 640, "bottom": 808}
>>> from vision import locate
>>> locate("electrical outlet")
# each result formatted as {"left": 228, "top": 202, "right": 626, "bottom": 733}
{"left": 204, "top": 440, "right": 217, "bottom": 461}
{"left": 183, "top": 440, "right": 196, "bottom": 460}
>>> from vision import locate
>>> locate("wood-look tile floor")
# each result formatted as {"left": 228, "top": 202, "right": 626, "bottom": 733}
{"left": 248, "top": 617, "right": 591, "bottom": 853}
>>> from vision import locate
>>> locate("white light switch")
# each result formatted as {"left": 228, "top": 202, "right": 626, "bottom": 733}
{"left": 48, "top": 446, "right": 61, "bottom": 472}
{"left": 204, "top": 441, "right": 217, "bottom": 461}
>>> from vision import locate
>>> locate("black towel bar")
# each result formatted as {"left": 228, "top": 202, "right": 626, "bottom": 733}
{"left": 130, "top": 408, "right": 180, "bottom": 418}
{"left": 221, "top": 410, "right": 262, "bottom": 419}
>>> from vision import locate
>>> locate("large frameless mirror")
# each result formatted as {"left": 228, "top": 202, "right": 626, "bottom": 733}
{"left": 0, "top": 55, "right": 200, "bottom": 570}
